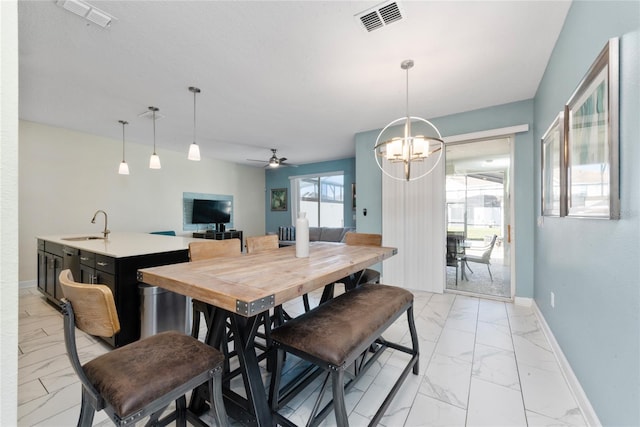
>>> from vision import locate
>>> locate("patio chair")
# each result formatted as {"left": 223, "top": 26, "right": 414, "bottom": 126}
{"left": 464, "top": 234, "right": 498, "bottom": 282}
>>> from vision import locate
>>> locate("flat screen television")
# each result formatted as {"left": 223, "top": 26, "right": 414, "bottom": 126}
{"left": 191, "top": 199, "right": 231, "bottom": 225}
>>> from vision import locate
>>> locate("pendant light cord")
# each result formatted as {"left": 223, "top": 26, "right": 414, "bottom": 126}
{"left": 152, "top": 109, "right": 157, "bottom": 155}
{"left": 120, "top": 120, "right": 128, "bottom": 161}
{"left": 193, "top": 90, "right": 197, "bottom": 143}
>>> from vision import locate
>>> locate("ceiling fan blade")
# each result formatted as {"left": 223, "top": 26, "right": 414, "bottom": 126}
{"left": 279, "top": 157, "right": 287, "bottom": 162}
{"left": 247, "top": 159, "right": 268, "bottom": 163}
{"left": 280, "top": 162, "right": 298, "bottom": 167}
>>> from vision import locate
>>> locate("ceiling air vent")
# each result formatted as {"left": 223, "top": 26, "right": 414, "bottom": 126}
{"left": 355, "top": 1, "right": 404, "bottom": 32}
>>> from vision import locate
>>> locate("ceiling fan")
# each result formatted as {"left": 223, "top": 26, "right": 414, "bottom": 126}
{"left": 247, "top": 148, "right": 297, "bottom": 168}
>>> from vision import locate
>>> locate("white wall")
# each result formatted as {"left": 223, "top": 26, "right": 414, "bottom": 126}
{"left": 2, "top": 1, "right": 19, "bottom": 423}
{"left": 19, "top": 120, "right": 266, "bottom": 282}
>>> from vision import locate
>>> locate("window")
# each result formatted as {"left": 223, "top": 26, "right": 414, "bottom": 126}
{"left": 291, "top": 173, "right": 344, "bottom": 227}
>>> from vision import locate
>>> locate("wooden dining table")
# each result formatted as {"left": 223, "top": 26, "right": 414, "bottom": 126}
{"left": 137, "top": 241, "right": 397, "bottom": 426}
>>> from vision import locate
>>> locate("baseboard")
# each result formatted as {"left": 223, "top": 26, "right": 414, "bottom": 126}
{"left": 19, "top": 280, "right": 37, "bottom": 289}
{"left": 514, "top": 296, "right": 532, "bottom": 306}
{"left": 532, "top": 301, "right": 601, "bottom": 427}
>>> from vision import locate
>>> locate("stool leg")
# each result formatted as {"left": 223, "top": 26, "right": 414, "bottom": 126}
{"left": 407, "top": 305, "right": 420, "bottom": 375}
{"left": 331, "top": 369, "right": 348, "bottom": 427}
{"left": 77, "top": 388, "right": 95, "bottom": 427}
{"left": 209, "top": 367, "right": 229, "bottom": 427}
{"left": 176, "top": 395, "right": 187, "bottom": 427}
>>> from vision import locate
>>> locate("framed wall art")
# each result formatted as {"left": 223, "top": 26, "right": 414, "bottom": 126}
{"left": 541, "top": 112, "right": 566, "bottom": 217}
{"left": 270, "top": 188, "right": 288, "bottom": 211}
{"left": 565, "top": 37, "right": 620, "bottom": 219}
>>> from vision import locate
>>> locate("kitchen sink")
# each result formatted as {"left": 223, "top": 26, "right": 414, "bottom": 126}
{"left": 61, "top": 236, "right": 104, "bottom": 241}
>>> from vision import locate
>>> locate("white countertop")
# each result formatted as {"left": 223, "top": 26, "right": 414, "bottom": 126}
{"left": 38, "top": 232, "right": 199, "bottom": 258}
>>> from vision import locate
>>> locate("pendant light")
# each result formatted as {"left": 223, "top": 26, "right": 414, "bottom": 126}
{"left": 187, "top": 86, "right": 201, "bottom": 161}
{"left": 374, "top": 60, "right": 444, "bottom": 181}
{"left": 118, "top": 120, "right": 130, "bottom": 175}
{"left": 148, "top": 106, "right": 161, "bottom": 169}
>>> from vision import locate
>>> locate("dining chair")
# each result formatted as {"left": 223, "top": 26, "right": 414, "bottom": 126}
{"left": 344, "top": 232, "right": 382, "bottom": 247}
{"left": 245, "top": 234, "right": 279, "bottom": 254}
{"left": 316, "top": 232, "right": 383, "bottom": 305}
{"left": 58, "top": 269, "right": 228, "bottom": 427}
{"left": 188, "top": 239, "right": 242, "bottom": 339}
{"left": 245, "top": 233, "right": 307, "bottom": 354}
{"left": 342, "top": 232, "right": 382, "bottom": 288}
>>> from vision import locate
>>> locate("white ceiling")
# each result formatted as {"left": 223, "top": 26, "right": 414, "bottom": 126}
{"left": 18, "top": 0, "right": 571, "bottom": 167}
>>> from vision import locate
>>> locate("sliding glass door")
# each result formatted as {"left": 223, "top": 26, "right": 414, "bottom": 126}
{"left": 445, "top": 138, "right": 512, "bottom": 298}
{"left": 296, "top": 174, "right": 344, "bottom": 227}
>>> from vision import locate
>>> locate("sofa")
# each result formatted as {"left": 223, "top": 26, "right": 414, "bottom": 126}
{"left": 278, "top": 226, "right": 353, "bottom": 245}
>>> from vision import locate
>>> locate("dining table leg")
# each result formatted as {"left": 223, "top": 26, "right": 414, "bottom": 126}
{"left": 228, "top": 313, "right": 273, "bottom": 426}
{"left": 189, "top": 309, "right": 273, "bottom": 426}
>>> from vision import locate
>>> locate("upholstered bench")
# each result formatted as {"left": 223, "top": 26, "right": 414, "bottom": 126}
{"left": 268, "top": 284, "right": 419, "bottom": 427}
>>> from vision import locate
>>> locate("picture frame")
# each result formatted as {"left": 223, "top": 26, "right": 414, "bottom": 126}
{"left": 541, "top": 112, "right": 566, "bottom": 217}
{"left": 270, "top": 188, "right": 288, "bottom": 211}
{"left": 565, "top": 37, "right": 620, "bottom": 219}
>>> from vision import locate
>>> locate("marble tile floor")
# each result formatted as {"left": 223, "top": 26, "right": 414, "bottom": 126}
{"left": 17, "top": 286, "right": 587, "bottom": 426}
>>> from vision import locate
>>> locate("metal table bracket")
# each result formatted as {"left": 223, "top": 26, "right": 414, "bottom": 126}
{"left": 236, "top": 295, "right": 275, "bottom": 316}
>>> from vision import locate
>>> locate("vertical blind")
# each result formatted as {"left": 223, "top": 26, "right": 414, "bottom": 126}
{"left": 381, "top": 162, "right": 445, "bottom": 293}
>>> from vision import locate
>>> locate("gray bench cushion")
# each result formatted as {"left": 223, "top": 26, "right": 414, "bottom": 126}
{"left": 271, "top": 284, "right": 412, "bottom": 367}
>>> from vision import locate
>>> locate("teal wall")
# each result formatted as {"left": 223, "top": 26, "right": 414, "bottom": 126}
{"left": 354, "top": 99, "right": 535, "bottom": 297}
{"left": 533, "top": 2, "right": 640, "bottom": 426}
{"left": 264, "top": 158, "right": 355, "bottom": 233}
{"left": 355, "top": 129, "right": 383, "bottom": 234}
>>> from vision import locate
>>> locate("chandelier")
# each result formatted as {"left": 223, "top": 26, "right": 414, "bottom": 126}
{"left": 374, "top": 60, "right": 444, "bottom": 181}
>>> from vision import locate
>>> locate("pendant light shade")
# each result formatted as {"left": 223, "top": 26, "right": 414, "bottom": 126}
{"left": 374, "top": 60, "right": 444, "bottom": 181}
{"left": 118, "top": 120, "right": 130, "bottom": 175}
{"left": 187, "top": 86, "right": 201, "bottom": 161}
{"left": 148, "top": 106, "right": 161, "bottom": 169}
{"left": 188, "top": 142, "right": 201, "bottom": 161}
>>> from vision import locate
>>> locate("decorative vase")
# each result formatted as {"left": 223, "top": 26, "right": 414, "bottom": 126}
{"left": 295, "top": 212, "right": 309, "bottom": 258}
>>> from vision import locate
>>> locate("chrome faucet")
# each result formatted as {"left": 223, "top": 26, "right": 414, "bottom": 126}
{"left": 91, "top": 210, "right": 110, "bottom": 239}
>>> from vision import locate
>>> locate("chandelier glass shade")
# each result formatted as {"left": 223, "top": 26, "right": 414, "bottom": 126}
{"left": 374, "top": 60, "right": 444, "bottom": 181}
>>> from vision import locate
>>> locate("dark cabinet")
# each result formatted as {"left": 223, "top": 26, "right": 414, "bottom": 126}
{"left": 37, "top": 239, "right": 189, "bottom": 348}
{"left": 44, "top": 252, "right": 62, "bottom": 302}
{"left": 38, "top": 241, "right": 78, "bottom": 305}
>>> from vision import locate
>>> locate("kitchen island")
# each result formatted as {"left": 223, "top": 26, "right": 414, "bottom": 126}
{"left": 37, "top": 232, "right": 198, "bottom": 347}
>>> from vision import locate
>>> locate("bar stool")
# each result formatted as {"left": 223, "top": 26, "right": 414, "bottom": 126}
{"left": 188, "top": 239, "right": 242, "bottom": 339}
{"left": 59, "top": 269, "right": 228, "bottom": 426}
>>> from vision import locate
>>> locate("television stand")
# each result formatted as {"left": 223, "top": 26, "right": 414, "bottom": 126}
{"left": 192, "top": 230, "right": 243, "bottom": 251}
